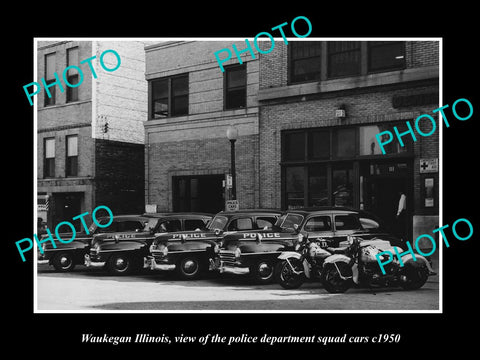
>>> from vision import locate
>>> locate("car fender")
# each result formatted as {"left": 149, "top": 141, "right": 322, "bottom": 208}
{"left": 99, "top": 240, "right": 148, "bottom": 260}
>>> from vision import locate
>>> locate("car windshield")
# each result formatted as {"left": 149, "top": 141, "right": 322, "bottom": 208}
{"left": 276, "top": 213, "right": 304, "bottom": 230}
{"left": 142, "top": 218, "right": 159, "bottom": 231}
{"left": 207, "top": 215, "right": 228, "bottom": 231}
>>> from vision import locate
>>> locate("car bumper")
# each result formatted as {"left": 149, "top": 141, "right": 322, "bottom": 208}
{"left": 37, "top": 259, "right": 49, "bottom": 265}
{"left": 144, "top": 256, "right": 176, "bottom": 271}
{"left": 84, "top": 254, "right": 106, "bottom": 268}
{"left": 217, "top": 260, "right": 250, "bottom": 275}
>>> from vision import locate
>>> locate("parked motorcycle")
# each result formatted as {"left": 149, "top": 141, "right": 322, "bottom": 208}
{"left": 321, "top": 236, "right": 434, "bottom": 293}
{"left": 274, "top": 234, "right": 332, "bottom": 289}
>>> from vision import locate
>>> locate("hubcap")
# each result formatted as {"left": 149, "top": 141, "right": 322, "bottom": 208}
{"left": 115, "top": 258, "right": 127, "bottom": 270}
{"left": 183, "top": 260, "right": 198, "bottom": 274}
{"left": 60, "top": 256, "right": 70, "bottom": 266}
{"left": 258, "top": 262, "right": 272, "bottom": 277}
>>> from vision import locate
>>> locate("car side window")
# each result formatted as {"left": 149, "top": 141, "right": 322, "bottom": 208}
{"left": 95, "top": 219, "right": 118, "bottom": 233}
{"left": 304, "top": 216, "right": 332, "bottom": 232}
{"left": 334, "top": 215, "right": 361, "bottom": 231}
{"left": 158, "top": 219, "right": 182, "bottom": 232}
{"left": 184, "top": 219, "right": 207, "bottom": 231}
{"left": 117, "top": 221, "right": 144, "bottom": 232}
{"left": 228, "top": 218, "right": 254, "bottom": 231}
{"left": 256, "top": 217, "right": 277, "bottom": 229}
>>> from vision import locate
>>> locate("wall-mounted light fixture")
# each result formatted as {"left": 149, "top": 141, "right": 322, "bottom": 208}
{"left": 335, "top": 104, "right": 346, "bottom": 119}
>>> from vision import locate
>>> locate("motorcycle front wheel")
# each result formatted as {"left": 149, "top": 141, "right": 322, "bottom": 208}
{"left": 321, "top": 263, "right": 352, "bottom": 293}
{"left": 275, "top": 258, "right": 306, "bottom": 289}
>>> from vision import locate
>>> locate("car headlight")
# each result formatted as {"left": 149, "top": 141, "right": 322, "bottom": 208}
{"left": 298, "top": 233, "right": 304, "bottom": 243}
{"left": 213, "top": 244, "right": 220, "bottom": 254}
{"left": 162, "top": 246, "right": 168, "bottom": 257}
{"left": 91, "top": 242, "right": 101, "bottom": 253}
{"left": 150, "top": 243, "right": 157, "bottom": 252}
{"left": 234, "top": 247, "right": 241, "bottom": 259}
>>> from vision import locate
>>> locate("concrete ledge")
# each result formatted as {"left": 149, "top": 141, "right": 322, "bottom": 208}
{"left": 258, "top": 66, "right": 439, "bottom": 101}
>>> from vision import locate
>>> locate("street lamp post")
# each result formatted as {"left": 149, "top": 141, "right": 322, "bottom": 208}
{"left": 226, "top": 125, "right": 238, "bottom": 200}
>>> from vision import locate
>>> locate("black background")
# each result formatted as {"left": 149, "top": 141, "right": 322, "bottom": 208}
{"left": 6, "top": 4, "right": 477, "bottom": 356}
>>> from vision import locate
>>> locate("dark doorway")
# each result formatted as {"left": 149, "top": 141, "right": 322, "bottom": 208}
{"left": 368, "top": 177, "right": 406, "bottom": 232}
{"left": 361, "top": 160, "right": 412, "bottom": 241}
{"left": 173, "top": 175, "right": 224, "bottom": 214}
{"left": 52, "top": 192, "right": 83, "bottom": 230}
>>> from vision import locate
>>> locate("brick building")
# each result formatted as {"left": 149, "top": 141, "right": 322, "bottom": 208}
{"left": 144, "top": 41, "right": 260, "bottom": 214}
{"left": 257, "top": 40, "right": 440, "bottom": 242}
{"left": 144, "top": 39, "right": 439, "bottom": 242}
{"left": 36, "top": 40, "right": 148, "bottom": 229}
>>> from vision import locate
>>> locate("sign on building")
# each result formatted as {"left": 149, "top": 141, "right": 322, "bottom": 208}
{"left": 145, "top": 204, "right": 158, "bottom": 213}
{"left": 226, "top": 174, "right": 233, "bottom": 189}
{"left": 225, "top": 200, "right": 239, "bottom": 211}
{"left": 419, "top": 158, "right": 439, "bottom": 173}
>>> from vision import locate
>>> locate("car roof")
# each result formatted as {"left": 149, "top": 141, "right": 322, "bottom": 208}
{"left": 141, "top": 212, "right": 213, "bottom": 218}
{"left": 97, "top": 214, "right": 148, "bottom": 221}
{"left": 282, "top": 206, "right": 360, "bottom": 216}
{"left": 215, "top": 209, "right": 282, "bottom": 216}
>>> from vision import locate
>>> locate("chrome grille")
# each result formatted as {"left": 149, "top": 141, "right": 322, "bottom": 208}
{"left": 219, "top": 250, "right": 236, "bottom": 266}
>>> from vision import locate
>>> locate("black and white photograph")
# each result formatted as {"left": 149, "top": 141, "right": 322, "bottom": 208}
{"left": 33, "top": 38, "right": 441, "bottom": 312}
{"left": 6, "top": 7, "right": 478, "bottom": 356}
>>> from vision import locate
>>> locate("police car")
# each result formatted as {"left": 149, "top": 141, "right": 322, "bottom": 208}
{"left": 85, "top": 212, "right": 212, "bottom": 275}
{"left": 148, "top": 209, "right": 282, "bottom": 280}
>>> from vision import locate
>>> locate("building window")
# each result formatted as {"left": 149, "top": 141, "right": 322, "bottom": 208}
{"left": 66, "top": 135, "right": 78, "bottom": 177}
{"left": 332, "top": 165, "right": 354, "bottom": 207}
{"left": 308, "top": 165, "right": 328, "bottom": 207}
{"left": 66, "top": 47, "right": 79, "bottom": 102}
{"left": 308, "top": 130, "right": 330, "bottom": 160}
{"left": 359, "top": 124, "right": 411, "bottom": 155}
{"left": 285, "top": 166, "right": 305, "bottom": 209}
{"left": 150, "top": 74, "right": 189, "bottom": 119}
{"left": 44, "top": 53, "right": 56, "bottom": 106}
{"left": 368, "top": 41, "right": 405, "bottom": 73}
{"left": 225, "top": 64, "right": 247, "bottom": 109}
{"left": 327, "top": 41, "right": 361, "bottom": 78}
{"left": 44, "top": 138, "right": 55, "bottom": 178}
{"left": 281, "top": 123, "right": 413, "bottom": 209}
{"left": 289, "top": 41, "right": 322, "bottom": 83}
{"left": 283, "top": 131, "right": 306, "bottom": 161}
{"left": 333, "top": 128, "right": 356, "bottom": 158}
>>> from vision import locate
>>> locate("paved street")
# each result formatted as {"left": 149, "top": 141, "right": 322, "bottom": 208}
{"left": 36, "top": 257, "right": 440, "bottom": 311}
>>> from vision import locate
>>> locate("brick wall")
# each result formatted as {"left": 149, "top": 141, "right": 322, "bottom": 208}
{"left": 147, "top": 134, "right": 258, "bottom": 211}
{"left": 144, "top": 41, "right": 261, "bottom": 211}
{"left": 93, "top": 41, "right": 148, "bottom": 144}
{"left": 407, "top": 41, "right": 439, "bottom": 68}
{"left": 259, "top": 40, "right": 440, "bottom": 90}
{"left": 145, "top": 40, "right": 260, "bottom": 116}
{"left": 94, "top": 139, "right": 145, "bottom": 215}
